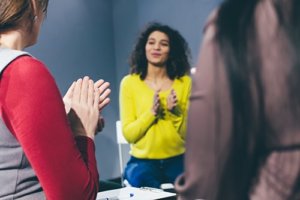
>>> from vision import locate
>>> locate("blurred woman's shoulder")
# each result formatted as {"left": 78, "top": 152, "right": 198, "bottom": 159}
{"left": 203, "top": 8, "right": 219, "bottom": 34}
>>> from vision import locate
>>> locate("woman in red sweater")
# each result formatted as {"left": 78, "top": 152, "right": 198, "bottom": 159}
{"left": 0, "top": 0, "right": 110, "bottom": 199}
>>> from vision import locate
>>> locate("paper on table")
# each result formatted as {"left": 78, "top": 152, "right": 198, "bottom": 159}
{"left": 96, "top": 186, "right": 176, "bottom": 200}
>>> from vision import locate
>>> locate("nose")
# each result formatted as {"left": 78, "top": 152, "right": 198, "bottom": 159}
{"left": 154, "top": 43, "right": 161, "bottom": 50}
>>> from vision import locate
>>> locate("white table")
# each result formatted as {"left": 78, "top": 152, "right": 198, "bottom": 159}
{"left": 96, "top": 186, "right": 176, "bottom": 200}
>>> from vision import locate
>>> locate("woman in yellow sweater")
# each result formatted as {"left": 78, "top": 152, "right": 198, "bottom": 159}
{"left": 119, "top": 22, "right": 191, "bottom": 188}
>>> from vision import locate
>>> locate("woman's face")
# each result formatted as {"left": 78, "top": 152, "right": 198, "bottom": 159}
{"left": 145, "top": 30, "right": 170, "bottom": 67}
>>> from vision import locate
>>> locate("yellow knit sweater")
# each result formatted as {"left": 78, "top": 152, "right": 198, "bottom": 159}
{"left": 119, "top": 74, "right": 191, "bottom": 159}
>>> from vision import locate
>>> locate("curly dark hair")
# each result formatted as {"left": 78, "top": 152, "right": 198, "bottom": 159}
{"left": 129, "top": 22, "right": 191, "bottom": 80}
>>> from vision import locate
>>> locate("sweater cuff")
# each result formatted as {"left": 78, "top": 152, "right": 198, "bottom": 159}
{"left": 141, "top": 109, "right": 157, "bottom": 125}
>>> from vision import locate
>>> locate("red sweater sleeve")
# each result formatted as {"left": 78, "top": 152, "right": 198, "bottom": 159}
{"left": 0, "top": 56, "right": 99, "bottom": 200}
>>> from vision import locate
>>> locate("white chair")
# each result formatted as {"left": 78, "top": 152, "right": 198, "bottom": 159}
{"left": 116, "top": 120, "right": 130, "bottom": 187}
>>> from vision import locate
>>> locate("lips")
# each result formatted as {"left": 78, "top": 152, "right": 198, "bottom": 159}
{"left": 151, "top": 53, "right": 161, "bottom": 57}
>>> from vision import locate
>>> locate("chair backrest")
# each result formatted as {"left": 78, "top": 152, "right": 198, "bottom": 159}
{"left": 116, "top": 120, "right": 130, "bottom": 187}
{"left": 116, "top": 120, "right": 128, "bottom": 144}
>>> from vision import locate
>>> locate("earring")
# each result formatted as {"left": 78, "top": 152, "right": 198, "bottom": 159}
{"left": 33, "top": 16, "right": 38, "bottom": 22}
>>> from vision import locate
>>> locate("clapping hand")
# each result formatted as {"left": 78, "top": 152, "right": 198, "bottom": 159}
{"left": 63, "top": 77, "right": 111, "bottom": 135}
{"left": 65, "top": 77, "right": 100, "bottom": 139}
{"left": 94, "top": 79, "right": 111, "bottom": 111}
{"left": 167, "top": 89, "right": 177, "bottom": 112}
{"left": 151, "top": 90, "right": 161, "bottom": 116}
{"left": 94, "top": 79, "right": 111, "bottom": 132}
{"left": 64, "top": 79, "right": 111, "bottom": 113}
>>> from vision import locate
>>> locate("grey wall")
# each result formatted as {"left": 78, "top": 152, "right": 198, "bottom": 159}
{"left": 27, "top": 0, "right": 220, "bottom": 180}
{"left": 28, "top": 0, "right": 120, "bottom": 180}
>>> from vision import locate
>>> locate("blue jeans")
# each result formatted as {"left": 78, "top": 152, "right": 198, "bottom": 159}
{"left": 124, "top": 154, "right": 184, "bottom": 188}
